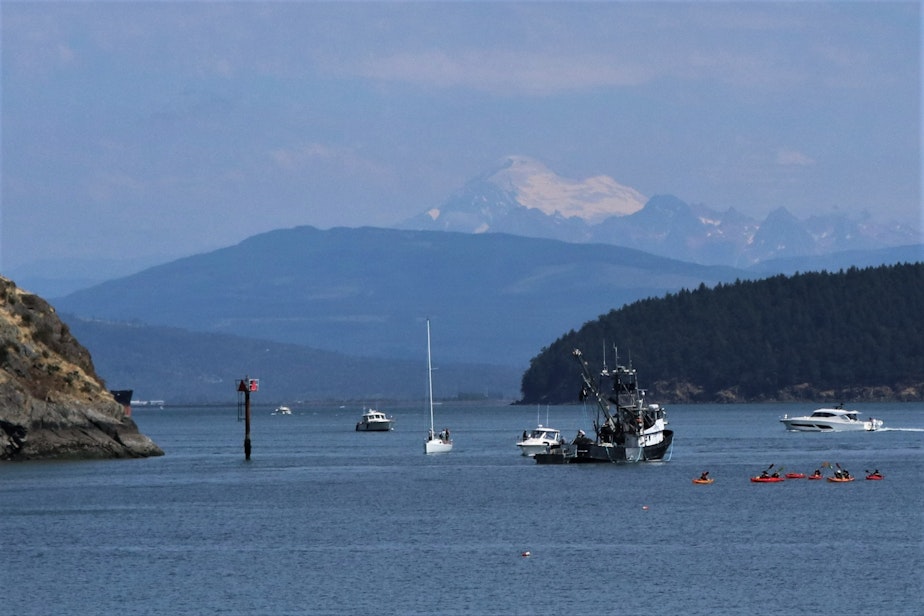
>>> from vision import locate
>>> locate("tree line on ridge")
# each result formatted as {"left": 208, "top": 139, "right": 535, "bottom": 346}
{"left": 519, "top": 262, "right": 923, "bottom": 403}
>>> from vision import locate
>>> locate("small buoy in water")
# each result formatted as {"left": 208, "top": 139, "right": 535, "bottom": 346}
{"left": 521, "top": 551, "right": 531, "bottom": 557}
{"left": 642, "top": 505, "right": 649, "bottom": 511}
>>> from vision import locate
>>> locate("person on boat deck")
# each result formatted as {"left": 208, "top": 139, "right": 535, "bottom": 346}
{"left": 428, "top": 429, "right": 433, "bottom": 440}
{"left": 699, "top": 471, "right": 709, "bottom": 481}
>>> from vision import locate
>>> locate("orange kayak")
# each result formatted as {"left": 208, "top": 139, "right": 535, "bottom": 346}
{"left": 827, "top": 476, "right": 855, "bottom": 482}
{"left": 692, "top": 478, "right": 714, "bottom": 484}
{"left": 785, "top": 473, "right": 806, "bottom": 479}
{"left": 866, "top": 474, "right": 884, "bottom": 480}
{"left": 751, "top": 476, "right": 784, "bottom": 483}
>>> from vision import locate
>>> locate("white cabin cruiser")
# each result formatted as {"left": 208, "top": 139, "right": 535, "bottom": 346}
{"left": 516, "top": 426, "right": 562, "bottom": 457}
{"left": 780, "top": 406, "right": 883, "bottom": 432}
{"left": 355, "top": 408, "right": 394, "bottom": 431}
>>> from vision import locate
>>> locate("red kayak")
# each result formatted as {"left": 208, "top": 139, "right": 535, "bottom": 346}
{"left": 866, "top": 474, "right": 884, "bottom": 480}
{"left": 751, "top": 476, "right": 785, "bottom": 483}
{"left": 785, "top": 473, "right": 806, "bottom": 479}
{"left": 807, "top": 475, "right": 823, "bottom": 480}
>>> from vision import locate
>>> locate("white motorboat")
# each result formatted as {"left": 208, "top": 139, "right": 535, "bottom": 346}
{"left": 516, "top": 426, "right": 562, "bottom": 457}
{"left": 424, "top": 319, "right": 453, "bottom": 454}
{"left": 272, "top": 406, "right": 292, "bottom": 415}
{"left": 780, "top": 406, "right": 883, "bottom": 432}
{"left": 355, "top": 408, "right": 394, "bottom": 431}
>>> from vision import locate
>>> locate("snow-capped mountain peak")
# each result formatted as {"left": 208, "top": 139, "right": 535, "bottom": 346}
{"left": 399, "top": 156, "right": 919, "bottom": 266}
{"left": 489, "top": 155, "right": 646, "bottom": 222}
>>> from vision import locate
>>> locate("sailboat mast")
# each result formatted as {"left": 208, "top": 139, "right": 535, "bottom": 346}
{"left": 427, "top": 319, "right": 435, "bottom": 434}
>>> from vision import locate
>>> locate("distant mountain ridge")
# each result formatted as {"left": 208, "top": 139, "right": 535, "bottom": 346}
{"left": 52, "top": 227, "right": 748, "bottom": 370}
{"left": 38, "top": 228, "right": 920, "bottom": 404}
{"left": 400, "top": 156, "right": 919, "bottom": 267}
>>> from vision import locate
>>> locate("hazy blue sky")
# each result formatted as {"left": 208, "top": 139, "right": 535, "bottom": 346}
{"left": 2, "top": 1, "right": 920, "bottom": 273}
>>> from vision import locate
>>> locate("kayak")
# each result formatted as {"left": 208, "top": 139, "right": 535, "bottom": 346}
{"left": 750, "top": 476, "right": 784, "bottom": 483}
{"left": 807, "top": 475, "right": 823, "bottom": 480}
{"left": 692, "top": 478, "right": 715, "bottom": 484}
{"left": 827, "top": 476, "right": 855, "bottom": 482}
{"left": 866, "top": 474, "right": 884, "bottom": 480}
{"left": 785, "top": 473, "right": 806, "bottom": 479}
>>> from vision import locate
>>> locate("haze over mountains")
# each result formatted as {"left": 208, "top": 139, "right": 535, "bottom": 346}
{"left": 55, "top": 228, "right": 746, "bottom": 368}
{"left": 9, "top": 156, "right": 922, "bottom": 403}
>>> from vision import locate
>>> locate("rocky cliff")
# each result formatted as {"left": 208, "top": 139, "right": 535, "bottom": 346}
{"left": 0, "top": 276, "right": 162, "bottom": 460}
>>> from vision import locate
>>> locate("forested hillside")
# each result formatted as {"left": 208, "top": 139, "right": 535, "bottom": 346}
{"left": 520, "top": 263, "right": 924, "bottom": 403}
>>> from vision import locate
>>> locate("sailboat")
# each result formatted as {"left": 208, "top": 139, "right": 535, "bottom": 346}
{"left": 424, "top": 319, "right": 452, "bottom": 454}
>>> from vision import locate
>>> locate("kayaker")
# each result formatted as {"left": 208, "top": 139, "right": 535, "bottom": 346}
{"left": 699, "top": 471, "right": 710, "bottom": 481}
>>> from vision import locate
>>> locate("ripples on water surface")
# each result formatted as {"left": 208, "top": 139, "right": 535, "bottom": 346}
{"left": 2, "top": 402, "right": 922, "bottom": 615}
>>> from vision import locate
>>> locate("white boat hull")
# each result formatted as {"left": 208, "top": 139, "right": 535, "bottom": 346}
{"left": 780, "top": 408, "right": 883, "bottom": 432}
{"left": 517, "top": 443, "right": 552, "bottom": 457}
{"left": 424, "top": 438, "right": 453, "bottom": 454}
{"left": 780, "top": 418, "right": 881, "bottom": 432}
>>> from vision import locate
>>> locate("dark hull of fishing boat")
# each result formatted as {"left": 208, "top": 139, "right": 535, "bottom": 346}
{"left": 535, "top": 429, "right": 674, "bottom": 464}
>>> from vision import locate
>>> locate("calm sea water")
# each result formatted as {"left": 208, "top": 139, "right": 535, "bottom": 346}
{"left": 2, "top": 402, "right": 922, "bottom": 615}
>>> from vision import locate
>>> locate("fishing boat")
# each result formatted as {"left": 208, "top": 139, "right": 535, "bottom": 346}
{"left": 780, "top": 405, "right": 883, "bottom": 432}
{"left": 534, "top": 348, "right": 673, "bottom": 464}
{"left": 355, "top": 408, "right": 394, "bottom": 431}
{"left": 423, "top": 319, "right": 452, "bottom": 454}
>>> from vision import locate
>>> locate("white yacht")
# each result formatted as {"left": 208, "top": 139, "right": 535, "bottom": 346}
{"left": 780, "top": 406, "right": 883, "bottom": 432}
{"left": 355, "top": 408, "right": 394, "bottom": 431}
{"left": 516, "top": 426, "right": 562, "bottom": 457}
